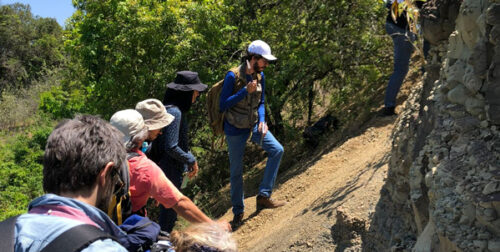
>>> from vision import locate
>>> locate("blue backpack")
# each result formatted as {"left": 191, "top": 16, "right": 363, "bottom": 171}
{"left": 119, "top": 214, "right": 166, "bottom": 252}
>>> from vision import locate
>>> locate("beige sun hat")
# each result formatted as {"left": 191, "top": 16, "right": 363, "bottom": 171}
{"left": 135, "top": 99, "right": 174, "bottom": 131}
{"left": 110, "top": 109, "right": 146, "bottom": 144}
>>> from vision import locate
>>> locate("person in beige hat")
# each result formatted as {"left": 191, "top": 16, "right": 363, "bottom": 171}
{"left": 109, "top": 109, "right": 230, "bottom": 231}
{"left": 135, "top": 98, "right": 175, "bottom": 142}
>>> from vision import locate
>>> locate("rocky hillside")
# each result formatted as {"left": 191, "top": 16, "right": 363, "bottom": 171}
{"left": 217, "top": 1, "right": 500, "bottom": 251}
{"left": 371, "top": 0, "right": 500, "bottom": 251}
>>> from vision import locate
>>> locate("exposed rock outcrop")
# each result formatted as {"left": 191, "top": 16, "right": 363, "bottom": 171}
{"left": 371, "top": 0, "right": 500, "bottom": 251}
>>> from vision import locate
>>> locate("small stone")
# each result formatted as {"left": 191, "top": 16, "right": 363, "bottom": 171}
{"left": 443, "top": 177, "right": 454, "bottom": 187}
{"left": 484, "top": 208, "right": 497, "bottom": 219}
{"left": 432, "top": 155, "right": 440, "bottom": 164}
{"left": 478, "top": 208, "right": 497, "bottom": 222}
{"left": 467, "top": 156, "right": 479, "bottom": 166}
{"left": 478, "top": 233, "right": 491, "bottom": 240}
{"left": 465, "top": 96, "right": 485, "bottom": 116}
{"left": 483, "top": 181, "right": 500, "bottom": 195}
{"left": 473, "top": 240, "right": 488, "bottom": 250}
{"left": 491, "top": 165, "right": 499, "bottom": 172}
{"left": 480, "top": 120, "right": 489, "bottom": 128}
{"left": 463, "top": 204, "right": 476, "bottom": 220}
{"left": 447, "top": 85, "right": 468, "bottom": 105}
{"left": 479, "top": 201, "right": 493, "bottom": 208}
{"left": 489, "top": 240, "right": 500, "bottom": 252}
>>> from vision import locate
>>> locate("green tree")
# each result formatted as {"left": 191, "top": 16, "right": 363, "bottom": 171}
{"left": 65, "top": 0, "right": 232, "bottom": 117}
{"left": 0, "top": 3, "right": 64, "bottom": 94}
{"left": 223, "top": 0, "right": 389, "bottom": 131}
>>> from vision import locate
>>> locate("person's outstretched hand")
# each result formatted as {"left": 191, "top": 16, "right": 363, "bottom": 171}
{"left": 216, "top": 219, "right": 232, "bottom": 232}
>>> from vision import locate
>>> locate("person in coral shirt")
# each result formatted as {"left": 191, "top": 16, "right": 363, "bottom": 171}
{"left": 110, "top": 105, "right": 230, "bottom": 231}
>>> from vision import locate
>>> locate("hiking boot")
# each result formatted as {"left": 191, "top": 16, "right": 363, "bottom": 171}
{"left": 256, "top": 195, "right": 286, "bottom": 210}
{"left": 231, "top": 213, "right": 244, "bottom": 229}
{"left": 379, "top": 106, "right": 396, "bottom": 116}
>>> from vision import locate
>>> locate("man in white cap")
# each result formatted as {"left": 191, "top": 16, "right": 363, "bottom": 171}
{"left": 109, "top": 109, "right": 230, "bottom": 231}
{"left": 219, "top": 40, "right": 286, "bottom": 228}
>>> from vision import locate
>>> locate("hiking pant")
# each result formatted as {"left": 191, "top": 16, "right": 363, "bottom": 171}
{"left": 384, "top": 21, "right": 415, "bottom": 108}
{"left": 158, "top": 165, "right": 183, "bottom": 232}
{"left": 226, "top": 124, "right": 284, "bottom": 215}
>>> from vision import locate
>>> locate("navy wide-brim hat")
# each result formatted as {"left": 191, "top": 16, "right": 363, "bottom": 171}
{"left": 166, "top": 71, "right": 208, "bottom": 92}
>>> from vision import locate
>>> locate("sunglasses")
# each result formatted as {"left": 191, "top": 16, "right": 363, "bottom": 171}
{"left": 111, "top": 162, "right": 126, "bottom": 196}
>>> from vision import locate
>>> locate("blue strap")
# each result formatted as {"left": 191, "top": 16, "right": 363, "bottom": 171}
{"left": 0, "top": 215, "right": 19, "bottom": 252}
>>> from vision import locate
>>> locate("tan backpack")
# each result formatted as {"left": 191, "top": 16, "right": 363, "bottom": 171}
{"left": 206, "top": 67, "right": 239, "bottom": 136}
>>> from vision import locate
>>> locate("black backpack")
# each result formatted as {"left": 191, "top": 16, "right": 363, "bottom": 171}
{"left": 107, "top": 152, "right": 139, "bottom": 225}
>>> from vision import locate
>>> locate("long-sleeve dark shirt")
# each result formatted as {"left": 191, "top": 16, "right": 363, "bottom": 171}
{"left": 152, "top": 105, "right": 196, "bottom": 174}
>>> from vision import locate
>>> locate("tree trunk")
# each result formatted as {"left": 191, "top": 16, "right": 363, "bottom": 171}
{"left": 307, "top": 83, "right": 314, "bottom": 126}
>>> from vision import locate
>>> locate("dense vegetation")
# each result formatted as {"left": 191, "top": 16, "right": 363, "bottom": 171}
{"left": 0, "top": 0, "right": 391, "bottom": 220}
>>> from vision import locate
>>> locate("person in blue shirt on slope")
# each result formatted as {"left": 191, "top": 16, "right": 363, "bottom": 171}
{"left": 219, "top": 40, "right": 286, "bottom": 228}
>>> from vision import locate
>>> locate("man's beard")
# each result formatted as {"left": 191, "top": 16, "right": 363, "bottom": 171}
{"left": 253, "top": 61, "right": 264, "bottom": 73}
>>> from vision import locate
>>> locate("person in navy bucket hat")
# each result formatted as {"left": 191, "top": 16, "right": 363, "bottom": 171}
{"left": 166, "top": 71, "right": 208, "bottom": 92}
{"left": 147, "top": 70, "right": 209, "bottom": 232}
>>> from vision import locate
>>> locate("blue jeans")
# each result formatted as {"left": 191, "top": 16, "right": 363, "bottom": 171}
{"left": 385, "top": 22, "right": 415, "bottom": 108}
{"left": 226, "top": 124, "right": 284, "bottom": 215}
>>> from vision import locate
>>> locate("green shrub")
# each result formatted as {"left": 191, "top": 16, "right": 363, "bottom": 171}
{"left": 0, "top": 123, "right": 51, "bottom": 220}
{"left": 39, "top": 86, "right": 86, "bottom": 119}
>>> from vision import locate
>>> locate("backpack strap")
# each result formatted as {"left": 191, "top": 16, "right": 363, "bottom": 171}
{"left": 40, "top": 224, "right": 118, "bottom": 252}
{"left": 0, "top": 215, "right": 19, "bottom": 252}
{"left": 0, "top": 217, "right": 117, "bottom": 252}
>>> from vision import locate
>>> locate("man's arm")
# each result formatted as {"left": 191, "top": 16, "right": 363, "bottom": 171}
{"left": 220, "top": 71, "right": 249, "bottom": 111}
{"left": 172, "top": 196, "right": 231, "bottom": 231}
{"left": 258, "top": 72, "right": 266, "bottom": 123}
{"left": 171, "top": 196, "right": 212, "bottom": 223}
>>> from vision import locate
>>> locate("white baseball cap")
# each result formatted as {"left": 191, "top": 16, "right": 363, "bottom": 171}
{"left": 248, "top": 40, "right": 277, "bottom": 61}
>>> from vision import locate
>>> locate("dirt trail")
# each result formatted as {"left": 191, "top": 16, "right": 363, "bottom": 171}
{"left": 220, "top": 115, "right": 396, "bottom": 251}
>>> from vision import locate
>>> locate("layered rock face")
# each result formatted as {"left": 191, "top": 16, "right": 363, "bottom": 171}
{"left": 371, "top": 0, "right": 500, "bottom": 251}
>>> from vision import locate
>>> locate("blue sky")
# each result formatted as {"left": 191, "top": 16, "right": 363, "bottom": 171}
{"left": 0, "top": 0, "right": 75, "bottom": 27}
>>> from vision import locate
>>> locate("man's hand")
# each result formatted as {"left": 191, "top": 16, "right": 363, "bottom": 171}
{"left": 246, "top": 80, "right": 257, "bottom": 93}
{"left": 188, "top": 162, "right": 199, "bottom": 178}
{"left": 258, "top": 122, "right": 268, "bottom": 137}
{"left": 216, "top": 219, "right": 232, "bottom": 232}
